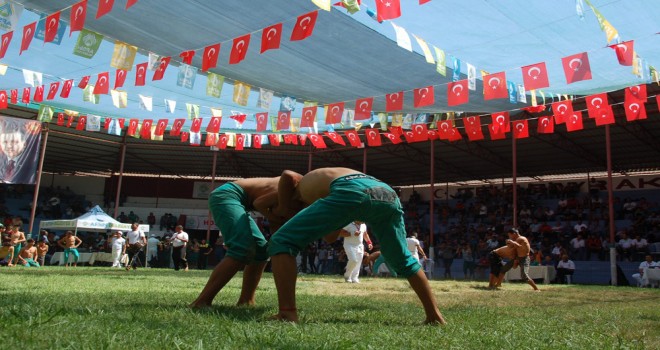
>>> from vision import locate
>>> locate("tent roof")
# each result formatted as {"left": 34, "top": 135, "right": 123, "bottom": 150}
{"left": 39, "top": 205, "right": 150, "bottom": 232}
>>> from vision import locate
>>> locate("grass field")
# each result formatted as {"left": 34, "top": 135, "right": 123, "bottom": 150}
{"left": 1, "top": 267, "right": 658, "bottom": 350}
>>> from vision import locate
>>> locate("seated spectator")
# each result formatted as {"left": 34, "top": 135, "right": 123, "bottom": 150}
{"left": 569, "top": 234, "right": 586, "bottom": 261}
{"left": 617, "top": 233, "right": 634, "bottom": 261}
{"left": 573, "top": 221, "right": 587, "bottom": 234}
{"left": 147, "top": 212, "right": 156, "bottom": 228}
{"left": 555, "top": 254, "right": 575, "bottom": 284}
{"left": 631, "top": 255, "right": 658, "bottom": 287}
{"left": 551, "top": 242, "right": 564, "bottom": 263}
{"left": 586, "top": 234, "right": 603, "bottom": 261}
{"left": 128, "top": 211, "right": 139, "bottom": 223}
{"left": 117, "top": 211, "right": 128, "bottom": 223}
{"left": 631, "top": 234, "right": 649, "bottom": 260}
{"left": 0, "top": 238, "right": 14, "bottom": 266}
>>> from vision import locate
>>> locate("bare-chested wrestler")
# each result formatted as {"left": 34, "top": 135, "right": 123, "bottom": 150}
{"left": 58, "top": 231, "right": 82, "bottom": 267}
{"left": 17, "top": 238, "right": 39, "bottom": 267}
{"left": 504, "top": 228, "right": 540, "bottom": 291}
{"left": 488, "top": 243, "right": 518, "bottom": 289}
{"left": 8, "top": 225, "right": 26, "bottom": 264}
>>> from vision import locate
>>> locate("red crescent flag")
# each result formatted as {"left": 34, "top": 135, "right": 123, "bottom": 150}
{"left": 96, "top": 0, "right": 115, "bottom": 19}
{"left": 562, "top": 52, "right": 592, "bottom": 84}
{"left": 70, "top": 0, "right": 87, "bottom": 35}
{"left": 624, "top": 84, "right": 647, "bottom": 102}
{"left": 585, "top": 93, "right": 609, "bottom": 119}
{"left": 57, "top": 113, "right": 65, "bottom": 126}
{"left": 447, "top": 80, "right": 469, "bottom": 106}
{"left": 537, "top": 116, "right": 555, "bottom": 134}
{"left": 135, "top": 62, "right": 148, "bottom": 86}
{"left": 291, "top": 11, "right": 318, "bottom": 41}
{"left": 375, "top": 0, "right": 401, "bottom": 21}
{"left": 344, "top": 130, "right": 362, "bottom": 147}
{"left": 365, "top": 128, "right": 382, "bottom": 147}
{"left": 115, "top": 69, "right": 127, "bottom": 89}
{"left": 521, "top": 62, "right": 549, "bottom": 90}
{"left": 170, "top": 118, "right": 185, "bottom": 136}
{"left": 403, "top": 131, "right": 416, "bottom": 143}
{"left": 624, "top": 98, "right": 647, "bottom": 121}
{"left": 44, "top": 11, "right": 60, "bottom": 43}
{"left": 229, "top": 34, "right": 251, "bottom": 65}
{"left": 324, "top": 132, "right": 346, "bottom": 146}
{"left": 386, "top": 91, "right": 404, "bottom": 112}
{"left": 427, "top": 130, "right": 438, "bottom": 140}
{"left": 180, "top": 131, "right": 189, "bottom": 143}
{"left": 488, "top": 123, "right": 506, "bottom": 141}
{"left": 126, "top": 0, "right": 138, "bottom": 9}
{"left": 0, "top": 31, "right": 13, "bottom": 58}
{"left": 10, "top": 89, "right": 18, "bottom": 104}
{"left": 202, "top": 43, "right": 220, "bottom": 71}
{"left": 325, "top": 102, "right": 344, "bottom": 124}
{"left": 76, "top": 115, "right": 87, "bottom": 130}
{"left": 204, "top": 133, "right": 218, "bottom": 147}
{"left": 463, "top": 116, "right": 484, "bottom": 141}
{"left": 490, "top": 111, "right": 510, "bottom": 133}
{"left": 179, "top": 50, "right": 195, "bottom": 64}
{"left": 152, "top": 56, "right": 171, "bottom": 81}
{"left": 411, "top": 123, "right": 428, "bottom": 142}
{"left": 140, "top": 119, "right": 153, "bottom": 139}
{"left": 78, "top": 75, "right": 90, "bottom": 89}
{"left": 413, "top": 86, "right": 434, "bottom": 108}
{"left": 566, "top": 112, "right": 584, "bottom": 131}
{"left": 300, "top": 107, "right": 317, "bottom": 127}
{"left": 20, "top": 21, "right": 37, "bottom": 55}
{"left": 512, "top": 120, "right": 529, "bottom": 139}
{"left": 483, "top": 71, "right": 508, "bottom": 100}
{"left": 33, "top": 85, "right": 44, "bottom": 102}
{"left": 437, "top": 120, "right": 453, "bottom": 140}
{"left": 47, "top": 82, "right": 60, "bottom": 100}
{"left": 235, "top": 134, "right": 245, "bottom": 150}
{"left": 60, "top": 79, "right": 74, "bottom": 98}
{"left": 268, "top": 134, "right": 280, "bottom": 146}
{"left": 93, "top": 72, "right": 110, "bottom": 95}
{"left": 354, "top": 97, "right": 373, "bottom": 120}
{"left": 261, "top": 23, "right": 282, "bottom": 53}
{"left": 190, "top": 118, "right": 202, "bottom": 133}
{"left": 277, "top": 111, "right": 291, "bottom": 130}
{"left": 155, "top": 119, "right": 168, "bottom": 136}
{"left": 206, "top": 116, "right": 221, "bottom": 133}
{"left": 253, "top": 134, "right": 263, "bottom": 149}
{"left": 104, "top": 117, "right": 112, "bottom": 130}
{"left": 255, "top": 112, "right": 268, "bottom": 131}
{"left": 307, "top": 134, "right": 327, "bottom": 149}
{"left": 610, "top": 40, "right": 634, "bottom": 66}
{"left": 448, "top": 128, "right": 462, "bottom": 142}
{"left": 552, "top": 100, "right": 574, "bottom": 124}
{"left": 67, "top": 114, "right": 75, "bottom": 128}
{"left": 0, "top": 91, "right": 7, "bottom": 109}
{"left": 127, "top": 118, "right": 139, "bottom": 136}
{"left": 229, "top": 114, "right": 247, "bottom": 125}
{"left": 384, "top": 132, "right": 403, "bottom": 144}
{"left": 216, "top": 134, "right": 228, "bottom": 149}
{"left": 21, "top": 87, "right": 30, "bottom": 104}
{"left": 117, "top": 118, "right": 125, "bottom": 129}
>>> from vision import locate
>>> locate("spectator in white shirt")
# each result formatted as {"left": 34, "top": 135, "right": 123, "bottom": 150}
{"left": 555, "top": 255, "right": 575, "bottom": 284}
{"left": 573, "top": 221, "right": 587, "bottom": 234}
{"left": 569, "top": 234, "right": 586, "bottom": 260}
{"left": 631, "top": 234, "right": 649, "bottom": 258}
{"left": 169, "top": 225, "right": 189, "bottom": 271}
{"left": 632, "top": 255, "right": 657, "bottom": 287}
{"left": 110, "top": 231, "right": 125, "bottom": 268}
{"left": 617, "top": 233, "right": 634, "bottom": 261}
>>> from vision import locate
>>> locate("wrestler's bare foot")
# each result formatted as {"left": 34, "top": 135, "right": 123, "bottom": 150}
{"left": 268, "top": 311, "right": 299, "bottom": 323}
{"left": 189, "top": 301, "right": 213, "bottom": 309}
{"left": 424, "top": 313, "right": 447, "bottom": 325}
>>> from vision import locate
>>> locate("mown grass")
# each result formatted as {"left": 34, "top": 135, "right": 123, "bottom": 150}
{"left": 1, "top": 267, "right": 658, "bottom": 349}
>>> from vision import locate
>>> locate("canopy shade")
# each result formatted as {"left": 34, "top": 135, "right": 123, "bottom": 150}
{"left": 39, "top": 205, "right": 150, "bottom": 233}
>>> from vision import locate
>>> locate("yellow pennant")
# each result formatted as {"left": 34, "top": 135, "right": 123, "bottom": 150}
{"left": 311, "top": 0, "right": 331, "bottom": 11}
{"left": 413, "top": 35, "right": 435, "bottom": 64}
{"left": 530, "top": 89, "right": 537, "bottom": 107}
{"left": 110, "top": 90, "right": 127, "bottom": 108}
{"left": 110, "top": 41, "right": 138, "bottom": 71}
{"left": 232, "top": 81, "right": 251, "bottom": 106}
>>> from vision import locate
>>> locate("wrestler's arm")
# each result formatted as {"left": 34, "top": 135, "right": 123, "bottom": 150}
{"left": 272, "top": 170, "right": 303, "bottom": 218}
{"left": 323, "top": 230, "right": 342, "bottom": 243}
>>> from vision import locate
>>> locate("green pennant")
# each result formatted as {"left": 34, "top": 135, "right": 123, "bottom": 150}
{"left": 82, "top": 85, "right": 100, "bottom": 104}
{"left": 73, "top": 29, "right": 104, "bottom": 59}
{"left": 186, "top": 103, "right": 200, "bottom": 119}
{"left": 206, "top": 72, "right": 224, "bottom": 98}
{"left": 37, "top": 105, "right": 53, "bottom": 122}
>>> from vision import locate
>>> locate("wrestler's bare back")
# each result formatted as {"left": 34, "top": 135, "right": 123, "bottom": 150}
{"left": 295, "top": 167, "right": 362, "bottom": 205}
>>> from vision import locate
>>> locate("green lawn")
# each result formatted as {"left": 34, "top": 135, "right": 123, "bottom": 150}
{"left": 1, "top": 267, "right": 657, "bottom": 349}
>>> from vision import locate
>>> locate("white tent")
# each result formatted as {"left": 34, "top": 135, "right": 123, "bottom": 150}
{"left": 39, "top": 205, "right": 150, "bottom": 234}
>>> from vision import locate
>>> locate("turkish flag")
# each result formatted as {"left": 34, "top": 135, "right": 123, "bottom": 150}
{"left": 537, "top": 116, "right": 555, "bottom": 134}
{"left": 325, "top": 102, "right": 344, "bottom": 124}
{"left": 33, "top": 85, "right": 44, "bottom": 102}
{"left": 384, "top": 133, "right": 403, "bottom": 144}
{"left": 261, "top": 23, "right": 282, "bottom": 53}
{"left": 61, "top": 79, "right": 73, "bottom": 98}
{"left": 0, "top": 91, "right": 6, "bottom": 109}
{"left": 285, "top": 134, "right": 298, "bottom": 146}
{"left": 170, "top": 118, "right": 185, "bottom": 136}
{"left": 76, "top": 115, "right": 87, "bottom": 130}
{"left": 365, "top": 128, "right": 382, "bottom": 147}
{"left": 140, "top": 119, "right": 153, "bottom": 139}
{"left": 255, "top": 112, "right": 268, "bottom": 131}
{"left": 411, "top": 123, "right": 428, "bottom": 142}
{"left": 610, "top": 40, "right": 634, "bottom": 66}
{"left": 215, "top": 134, "right": 227, "bottom": 149}
{"left": 152, "top": 56, "right": 171, "bottom": 81}
{"left": 0, "top": 31, "right": 12, "bottom": 59}
{"left": 47, "top": 82, "right": 60, "bottom": 100}
{"left": 126, "top": 0, "right": 138, "bottom": 9}
{"left": 594, "top": 106, "right": 615, "bottom": 126}
{"left": 96, "top": 0, "right": 114, "bottom": 18}
{"left": 355, "top": 97, "right": 373, "bottom": 120}
{"left": 21, "top": 87, "right": 30, "bottom": 104}
{"left": 344, "top": 130, "right": 362, "bottom": 147}
{"left": 180, "top": 132, "right": 189, "bottom": 143}
{"left": 521, "top": 62, "right": 549, "bottom": 90}
{"left": 483, "top": 71, "right": 508, "bottom": 100}
{"left": 447, "top": 80, "right": 469, "bottom": 106}
{"left": 299, "top": 134, "right": 307, "bottom": 146}
{"left": 268, "top": 134, "right": 281, "bottom": 146}
{"left": 375, "top": 0, "right": 401, "bottom": 21}
{"left": 566, "top": 112, "right": 584, "bottom": 132}
{"left": 291, "top": 10, "right": 318, "bottom": 41}
{"left": 552, "top": 100, "right": 574, "bottom": 124}
{"left": 229, "top": 34, "right": 250, "bottom": 65}
{"left": 206, "top": 117, "right": 221, "bottom": 133}
{"left": 389, "top": 126, "right": 403, "bottom": 137}
{"left": 117, "top": 118, "right": 125, "bottom": 129}
{"left": 403, "top": 131, "right": 416, "bottom": 143}
{"left": 104, "top": 117, "right": 112, "bottom": 130}
{"left": 253, "top": 134, "right": 263, "bottom": 149}
{"left": 490, "top": 111, "right": 510, "bottom": 133}
{"left": 277, "top": 111, "right": 291, "bottom": 130}
{"left": 488, "top": 123, "right": 506, "bottom": 141}
{"left": 562, "top": 52, "right": 592, "bottom": 84}
{"left": 301, "top": 107, "right": 317, "bottom": 127}
{"left": 448, "top": 128, "right": 462, "bottom": 142}
{"left": 44, "top": 11, "right": 60, "bottom": 43}
{"left": 114, "top": 69, "right": 127, "bottom": 89}
{"left": 427, "top": 130, "right": 438, "bottom": 141}
{"left": 512, "top": 120, "right": 529, "bottom": 139}
{"left": 308, "top": 134, "right": 327, "bottom": 149}
{"left": 67, "top": 114, "right": 75, "bottom": 128}
{"left": 20, "top": 22, "right": 37, "bottom": 55}
{"left": 324, "top": 132, "right": 346, "bottom": 146}
{"left": 179, "top": 50, "right": 195, "bottom": 64}
{"left": 202, "top": 44, "right": 220, "bottom": 71}
{"left": 93, "top": 72, "right": 110, "bottom": 94}
{"left": 78, "top": 75, "right": 90, "bottom": 89}
{"left": 230, "top": 114, "right": 247, "bottom": 125}
{"left": 463, "top": 116, "right": 484, "bottom": 141}
{"left": 414, "top": 86, "right": 434, "bottom": 108}
{"left": 10, "top": 89, "right": 17, "bottom": 104}
{"left": 585, "top": 93, "right": 609, "bottom": 119}
{"left": 155, "top": 119, "right": 168, "bottom": 136}
{"left": 70, "top": 0, "right": 87, "bottom": 35}
{"left": 57, "top": 113, "right": 65, "bottom": 126}
{"left": 205, "top": 133, "right": 218, "bottom": 147}
{"left": 624, "top": 99, "right": 647, "bottom": 121}
{"left": 436, "top": 120, "right": 454, "bottom": 140}
{"left": 190, "top": 118, "right": 202, "bottom": 133}
{"left": 624, "top": 84, "right": 647, "bottom": 102}
{"left": 386, "top": 91, "right": 404, "bottom": 112}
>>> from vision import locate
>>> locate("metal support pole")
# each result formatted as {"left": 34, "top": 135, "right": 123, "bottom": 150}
{"left": 512, "top": 137, "right": 518, "bottom": 228}
{"left": 113, "top": 134, "right": 128, "bottom": 219}
{"left": 28, "top": 125, "right": 49, "bottom": 238}
{"left": 429, "top": 140, "right": 435, "bottom": 260}
{"left": 362, "top": 146, "right": 367, "bottom": 173}
{"left": 605, "top": 125, "right": 617, "bottom": 286}
{"left": 206, "top": 151, "right": 218, "bottom": 242}
{"left": 307, "top": 146, "right": 313, "bottom": 172}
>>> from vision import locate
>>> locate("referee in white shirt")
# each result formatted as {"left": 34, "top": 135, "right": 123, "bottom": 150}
{"left": 169, "top": 225, "right": 189, "bottom": 271}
